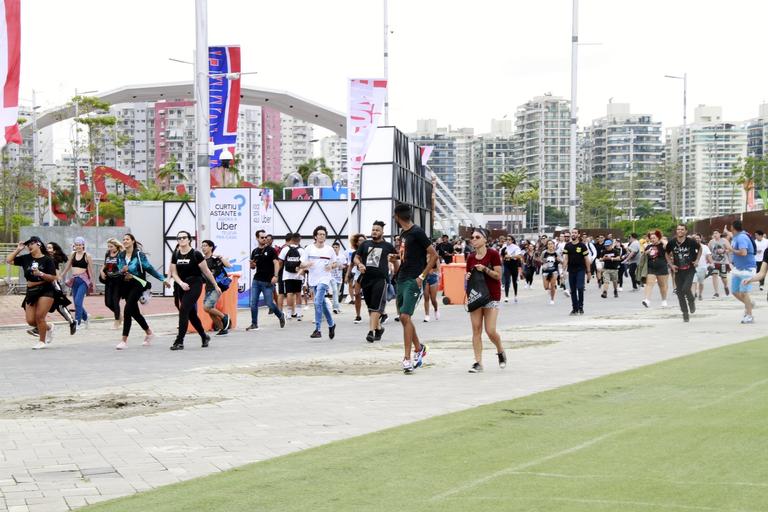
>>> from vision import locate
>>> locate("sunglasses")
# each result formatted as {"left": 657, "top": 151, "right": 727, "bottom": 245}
{"left": 177, "top": 236, "right": 189, "bottom": 240}
{"left": 471, "top": 235, "right": 483, "bottom": 240}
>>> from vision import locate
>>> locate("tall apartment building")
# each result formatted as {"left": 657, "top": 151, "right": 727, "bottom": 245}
{"left": 320, "top": 136, "right": 347, "bottom": 180}
{"left": 280, "top": 114, "right": 313, "bottom": 175}
{"left": 746, "top": 103, "right": 768, "bottom": 159}
{"left": 411, "top": 121, "right": 476, "bottom": 211}
{"left": 583, "top": 102, "right": 664, "bottom": 217}
{"left": 473, "top": 119, "right": 516, "bottom": 215}
{"left": 665, "top": 105, "right": 747, "bottom": 220}
{"left": 512, "top": 93, "right": 571, "bottom": 229}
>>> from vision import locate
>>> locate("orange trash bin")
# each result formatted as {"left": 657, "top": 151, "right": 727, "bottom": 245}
{"left": 452, "top": 253, "right": 466, "bottom": 264}
{"left": 188, "top": 274, "right": 240, "bottom": 333}
{"left": 441, "top": 263, "right": 467, "bottom": 305}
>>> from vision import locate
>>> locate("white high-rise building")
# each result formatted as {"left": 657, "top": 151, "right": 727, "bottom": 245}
{"left": 584, "top": 102, "right": 664, "bottom": 217}
{"left": 746, "top": 103, "right": 768, "bottom": 159}
{"left": 512, "top": 94, "right": 571, "bottom": 229}
{"left": 473, "top": 120, "right": 517, "bottom": 215}
{"left": 280, "top": 115, "right": 313, "bottom": 174}
{"left": 666, "top": 105, "right": 747, "bottom": 220}
{"left": 320, "top": 136, "right": 346, "bottom": 181}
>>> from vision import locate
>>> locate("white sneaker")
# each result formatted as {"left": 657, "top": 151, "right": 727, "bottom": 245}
{"left": 115, "top": 341, "right": 127, "bottom": 350}
{"left": 45, "top": 323, "right": 55, "bottom": 344}
{"left": 345, "top": 295, "right": 354, "bottom": 304}
{"left": 504, "top": 297, "right": 509, "bottom": 303}
{"left": 434, "top": 310, "right": 440, "bottom": 321}
{"left": 661, "top": 300, "right": 668, "bottom": 308}
{"left": 84, "top": 318, "right": 90, "bottom": 329}
{"left": 564, "top": 290, "right": 571, "bottom": 298}
{"left": 618, "top": 287, "right": 624, "bottom": 292}
{"left": 741, "top": 314, "right": 754, "bottom": 324}
{"left": 402, "top": 359, "right": 414, "bottom": 374}
{"left": 423, "top": 315, "right": 430, "bottom": 323}
{"left": 142, "top": 334, "right": 154, "bottom": 346}
{"left": 32, "top": 341, "right": 47, "bottom": 350}
{"left": 549, "top": 300, "right": 555, "bottom": 305}
{"left": 642, "top": 299, "right": 650, "bottom": 308}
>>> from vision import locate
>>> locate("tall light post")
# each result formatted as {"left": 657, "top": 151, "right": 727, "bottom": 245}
{"left": 568, "top": 0, "right": 579, "bottom": 229}
{"left": 627, "top": 127, "right": 636, "bottom": 232}
{"left": 664, "top": 73, "right": 687, "bottom": 221}
{"left": 194, "top": 0, "right": 210, "bottom": 243}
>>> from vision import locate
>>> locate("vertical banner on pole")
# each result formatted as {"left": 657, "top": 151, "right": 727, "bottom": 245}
{"left": 346, "top": 79, "right": 388, "bottom": 193}
{"left": 209, "top": 188, "right": 251, "bottom": 306}
{"left": 209, "top": 45, "right": 241, "bottom": 169}
{"left": 0, "top": 0, "right": 21, "bottom": 146}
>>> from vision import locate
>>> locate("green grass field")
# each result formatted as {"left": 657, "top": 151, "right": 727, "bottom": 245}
{"left": 85, "top": 339, "right": 768, "bottom": 512}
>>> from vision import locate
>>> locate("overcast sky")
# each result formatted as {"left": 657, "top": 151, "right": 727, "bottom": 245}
{"left": 21, "top": 0, "right": 768, "bottom": 151}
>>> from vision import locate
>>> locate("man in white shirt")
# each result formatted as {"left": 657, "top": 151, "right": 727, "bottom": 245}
{"left": 754, "top": 230, "right": 768, "bottom": 291}
{"left": 299, "top": 225, "right": 338, "bottom": 339}
{"left": 278, "top": 232, "right": 305, "bottom": 321}
{"left": 693, "top": 233, "right": 713, "bottom": 301}
{"left": 330, "top": 240, "right": 347, "bottom": 313}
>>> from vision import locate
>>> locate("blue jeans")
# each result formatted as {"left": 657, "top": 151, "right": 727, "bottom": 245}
{"left": 71, "top": 276, "right": 89, "bottom": 324}
{"left": 329, "top": 280, "right": 341, "bottom": 311}
{"left": 313, "top": 283, "right": 335, "bottom": 331}
{"left": 250, "top": 280, "right": 282, "bottom": 325}
{"left": 568, "top": 268, "right": 586, "bottom": 311}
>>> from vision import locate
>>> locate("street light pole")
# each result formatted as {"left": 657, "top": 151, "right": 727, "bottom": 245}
{"left": 195, "top": 0, "right": 211, "bottom": 243}
{"left": 665, "top": 73, "right": 687, "bottom": 221}
{"left": 568, "top": 0, "right": 579, "bottom": 229}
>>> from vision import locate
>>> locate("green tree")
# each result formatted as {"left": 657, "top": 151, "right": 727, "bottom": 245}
{"left": 545, "top": 206, "right": 569, "bottom": 226}
{"left": 156, "top": 156, "right": 188, "bottom": 190}
{"left": 497, "top": 168, "right": 527, "bottom": 205}
{"left": 612, "top": 213, "right": 679, "bottom": 239}
{"left": 261, "top": 180, "right": 286, "bottom": 200}
{"left": 127, "top": 183, "right": 190, "bottom": 202}
{"left": 635, "top": 200, "right": 656, "bottom": 220}
{"left": 0, "top": 148, "right": 36, "bottom": 241}
{"left": 295, "top": 158, "right": 334, "bottom": 183}
{"left": 97, "top": 193, "right": 125, "bottom": 225}
{"left": 732, "top": 156, "right": 768, "bottom": 211}
{"left": 654, "top": 163, "right": 682, "bottom": 217}
{"left": 577, "top": 181, "right": 620, "bottom": 228}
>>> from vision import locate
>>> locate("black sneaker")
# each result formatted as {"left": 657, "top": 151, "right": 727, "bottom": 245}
{"left": 268, "top": 309, "right": 274, "bottom": 315}
{"left": 291, "top": 313, "right": 298, "bottom": 319}
{"left": 170, "top": 342, "right": 184, "bottom": 351}
{"left": 246, "top": 324, "right": 259, "bottom": 331}
{"left": 601, "top": 291, "right": 607, "bottom": 298}
{"left": 374, "top": 327, "right": 385, "bottom": 341}
{"left": 366, "top": 330, "right": 375, "bottom": 342}
{"left": 279, "top": 313, "right": 286, "bottom": 328}
{"left": 380, "top": 314, "right": 388, "bottom": 324}
{"left": 27, "top": 327, "right": 39, "bottom": 337}
{"left": 569, "top": 310, "right": 578, "bottom": 316}
{"left": 613, "top": 290, "right": 618, "bottom": 298}
{"left": 497, "top": 351, "right": 507, "bottom": 368}
{"left": 329, "top": 324, "right": 336, "bottom": 339}
{"left": 310, "top": 330, "right": 322, "bottom": 339}
{"left": 69, "top": 320, "right": 77, "bottom": 335}
{"left": 354, "top": 316, "right": 362, "bottom": 324}
{"left": 683, "top": 312, "right": 690, "bottom": 322}
{"left": 201, "top": 335, "right": 210, "bottom": 348}
{"left": 468, "top": 362, "right": 484, "bottom": 373}
{"left": 689, "top": 301, "right": 696, "bottom": 314}
{"left": 579, "top": 309, "right": 584, "bottom": 315}
{"left": 216, "top": 329, "right": 229, "bottom": 336}
{"left": 222, "top": 314, "right": 230, "bottom": 331}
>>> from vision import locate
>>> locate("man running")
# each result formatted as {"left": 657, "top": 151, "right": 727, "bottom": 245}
{"left": 600, "top": 239, "right": 621, "bottom": 298}
{"left": 725, "top": 221, "right": 756, "bottom": 323}
{"left": 300, "top": 226, "right": 338, "bottom": 339}
{"left": 354, "top": 221, "right": 398, "bottom": 343}
{"left": 624, "top": 233, "right": 641, "bottom": 291}
{"left": 708, "top": 229, "right": 731, "bottom": 298}
{"left": 247, "top": 229, "right": 286, "bottom": 331}
{"left": 393, "top": 203, "right": 438, "bottom": 374}
{"left": 562, "top": 228, "right": 591, "bottom": 315}
{"left": 665, "top": 224, "right": 701, "bottom": 322}
{"left": 278, "top": 232, "right": 305, "bottom": 321}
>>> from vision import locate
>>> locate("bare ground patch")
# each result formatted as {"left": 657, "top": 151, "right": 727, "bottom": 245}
{"left": 226, "top": 359, "right": 400, "bottom": 378}
{"left": 0, "top": 393, "right": 223, "bottom": 420}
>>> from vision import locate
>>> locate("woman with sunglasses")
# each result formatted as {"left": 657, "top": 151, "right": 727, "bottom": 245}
{"left": 169, "top": 231, "right": 221, "bottom": 350}
{"left": 116, "top": 234, "right": 168, "bottom": 350}
{"left": 465, "top": 228, "right": 507, "bottom": 373}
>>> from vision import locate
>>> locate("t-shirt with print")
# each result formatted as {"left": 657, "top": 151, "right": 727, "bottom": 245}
{"left": 278, "top": 245, "right": 306, "bottom": 281}
{"left": 466, "top": 249, "right": 502, "bottom": 301}
{"left": 301, "top": 244, "right": 336, "bottom": 287}
{"left": 731, "top": 232, "right": 756, "bottom": 270}
{"left": 645, "top": 243, "right": 667, "bottom": 273}
{"left": 103, "top": 252, "right": 120, "bottom": 278}
{"left": 665, "top": 237, "right": 700, "bottom": 269}
{"left": 205, "top": 256, "right": 226, "bottom": 292}
{"left": 696, "top": 244, "right": 712, "bottom": 270}
{"left": 397, "top": 224, "right": 432, "bottom": 282}
{"left": 172, "top": 249, "right": 205, "bottom": 283}
{"left": 602, "top": 247, "right": 622, "bottom": 270}
{"left": 332, "top": 250, "right": 347, "bottom": 283}
{"left": 755, "top": 238, "right": 768, "bottom": 262}
{"left": 500, "top": 244, "right": 522, "bottom": 269}
{"left": 709, "top": 239, "right": 729, "bottom": 265}
{"left": 250, "top": 245, "right": 279, "bottom": 282}
{"left": 540, "top": 251, "right": 559, "bottom": 274}
{"left": 563, "top": 242, "right": 589, "bottom": 271}
{"left": 14, "top": 253, "right": 56, "bottom": 287}
{"left": 356, "top": 239, "right": 397, "bottom": 280}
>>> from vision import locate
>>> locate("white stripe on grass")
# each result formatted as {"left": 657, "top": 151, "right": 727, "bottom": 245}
{"left": 445, "top": 496, "right": 756, "bottom": 512}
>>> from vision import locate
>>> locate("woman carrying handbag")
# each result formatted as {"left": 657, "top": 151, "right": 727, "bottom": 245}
{"left": 465, "top": 228, "right": 507, "bottom": 373}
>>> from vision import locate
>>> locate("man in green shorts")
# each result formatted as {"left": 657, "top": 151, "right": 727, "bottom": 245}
{"left": 393, "top": 203, "right": 438, "bottom": 374}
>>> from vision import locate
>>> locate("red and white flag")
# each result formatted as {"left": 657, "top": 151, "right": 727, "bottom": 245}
{"left": 346, "top": 79, "right": 387, "bottom": 187}
{"left": 0, "top": 0, "right": 20, "bottom": 146}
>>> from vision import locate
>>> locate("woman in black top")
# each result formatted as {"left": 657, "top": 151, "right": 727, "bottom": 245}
{"left": 522, "top": 243, "right": 537, "bottom": 288}
{"left": 169, "top": 230, "right": 221, "bottom": 350}
{"left": 46, "top": 242, "right": 77, "bottom": 335}
{"left": 642, "top": 230, "right": 670, "bottom": 308}
{"left": 540, "top": 239, "right": 561, "bottom": 304}
{"left": 100, "top": 238, "right": 124, "bottom": 330}
{"left": 7, "top": 237, "right": 58, "bottom": 349}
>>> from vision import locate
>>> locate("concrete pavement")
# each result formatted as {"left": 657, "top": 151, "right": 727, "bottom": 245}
{"left": 0, "top": 276, "right": 765, "bottom": 511}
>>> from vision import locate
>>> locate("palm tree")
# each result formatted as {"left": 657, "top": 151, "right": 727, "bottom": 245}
{"left": 732, "top": 156, "right": 768, "bottom": 211}
{"left": 156, "top": 156, "right": 188, "bottom": 190}
{"left": 295, "top": 158, "right": 334, "bottom": 183}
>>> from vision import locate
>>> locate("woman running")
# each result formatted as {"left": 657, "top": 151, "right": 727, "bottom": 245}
{"left": 500, "top": 236, "right": 522, "bottom": 303}
{"left": 201, "top": 239, "right": 232, "bottom": 335}
{"left": 100, "top": 238, "right": 124, "bottom": 330}
{"left": 168, "top": 231, "right": 221, "bottom": 350}
{"left": 642, "top": 230, "right": 669, "bottom": 308}
{"left": 522, "top": 243, "right": 537, "bottom": 288}
{"left": 540, "top": 239, "right": 561, "bottom": 305}
{"left": 345, "top": 233, "right": 366, "bottom": 323}
{"left": 423, "top": 257, "right": 440, "bottom": 322}
{"left": 7, "top": 237, "right": 58, "bottom": 349}
{"left": 116, "top": 234, "right": 168, "bottom": 350}
{"left": 465, "top": 228, "right": 507, "bottom": 373}
{"left": 60, "top": 236, "right": 95, "bottom": 328}
{"left": 46, "top": 242, "right": 77, "bottom": 335}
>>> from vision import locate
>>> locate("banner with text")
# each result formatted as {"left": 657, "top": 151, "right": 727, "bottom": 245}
{"left": 209, "top": 45, "right": 241, "bottom": 168}
{"left": 210, "top": 188, "right": 252, "bottom": 306}
{"left": 346, "top": 79, "right": 387, "bottom": 192}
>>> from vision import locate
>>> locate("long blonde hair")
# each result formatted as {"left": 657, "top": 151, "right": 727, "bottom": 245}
{"left": 106, "top": 238, "right": 124, "bottom": 253}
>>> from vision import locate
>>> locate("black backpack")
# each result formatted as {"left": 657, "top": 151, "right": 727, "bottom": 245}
{"left": 284, "top": 246, "right": 302, "bottom": 273}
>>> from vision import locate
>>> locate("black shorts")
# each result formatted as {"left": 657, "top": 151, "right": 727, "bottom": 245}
{"left": 277, "top": 280, "right": 286, "bottom": 295}
{"left": 22, "top": 284, "right": 55, "bottom": 308}
{"left": 361, "top": 277, "right": 387, "bottom": 314}
{"left": 283, "top": 279, "right": 302, "bottom": 294}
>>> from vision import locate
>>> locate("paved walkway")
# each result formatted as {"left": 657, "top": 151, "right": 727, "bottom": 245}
{"left": 0, "top": 278, "right": 765, "bottom": 511}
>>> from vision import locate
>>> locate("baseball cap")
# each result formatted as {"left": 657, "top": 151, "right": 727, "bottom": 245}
{"left": 23, "top": 236, "right": 43, "bottom": 247}
{"left": 603, "top": 239, "right": 613, "bottom": 246}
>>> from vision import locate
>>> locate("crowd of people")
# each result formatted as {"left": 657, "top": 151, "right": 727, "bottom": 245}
{"left": 8, "top": 207, "right": 763, "bottom": 373}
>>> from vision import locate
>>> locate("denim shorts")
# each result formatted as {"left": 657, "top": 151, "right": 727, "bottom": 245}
{"left": 203, "top": 289, "right": 221, "bottom": 309}
{"left": 731, "top": 269, "right": 755, "bottom": 294}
